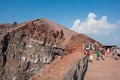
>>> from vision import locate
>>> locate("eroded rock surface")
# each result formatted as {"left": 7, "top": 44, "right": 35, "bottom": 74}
{"left": 0, "top": 19, "right": 69, "bottom": 80}
{"left": 0, "top": 18, "right": 99, "bottom": 80}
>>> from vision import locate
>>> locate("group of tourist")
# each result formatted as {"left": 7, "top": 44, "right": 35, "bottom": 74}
{"left": 84, "top": 44, "right": 120, "bottom": 63}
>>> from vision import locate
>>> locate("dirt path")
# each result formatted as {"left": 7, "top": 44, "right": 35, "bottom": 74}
{"left": 84, "top": 54, "right": 120, "bottom": 80}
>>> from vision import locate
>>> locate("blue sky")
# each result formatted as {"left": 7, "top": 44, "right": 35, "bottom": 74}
{"left": 0, "top": 0, "right": 120, "bottom": 47}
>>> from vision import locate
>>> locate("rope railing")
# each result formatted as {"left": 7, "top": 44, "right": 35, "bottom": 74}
{"left": 63, "top": 55, "right": 88, "bottom": 80}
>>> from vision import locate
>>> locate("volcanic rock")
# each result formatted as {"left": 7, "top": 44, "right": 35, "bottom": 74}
{"left": 0, "top": 18, "right": 100, "bottom": 80}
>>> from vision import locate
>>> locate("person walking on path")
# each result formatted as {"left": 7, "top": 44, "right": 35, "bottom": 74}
{"left": 101, "top": 47, "right": 105, "bottom": 60}
{"left": 116, "top": 48, "right": 120, "bottom": 60}
{"left": 111, "top": 47, "right": 116, "bottom": 58}
{"left": 89, "top": 51, "right": 93, "bottom": 63}
{"left": 96, "top": 48, "right": 101, "bottom": 61}
{"left": 106, "top": 47, "right": 111, "bottom": 57}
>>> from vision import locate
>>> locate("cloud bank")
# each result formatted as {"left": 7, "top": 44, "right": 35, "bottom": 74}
{"left": 71, "top": 12, "right": 118, "bottom": 35}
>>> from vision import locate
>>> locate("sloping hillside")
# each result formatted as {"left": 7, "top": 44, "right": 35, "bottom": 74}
{"left": 0, "top": 18, "right": 100, "bottom": 80}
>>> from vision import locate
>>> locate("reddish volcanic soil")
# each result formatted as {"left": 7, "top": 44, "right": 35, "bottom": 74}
{"left": 0, "top": 18, "right": 101, "bottom": 80}
{"left": 84, "top": 54, "right": 120, "bottom": 80}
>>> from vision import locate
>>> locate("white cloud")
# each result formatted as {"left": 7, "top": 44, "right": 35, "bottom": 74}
{"left": 71, "top": 12, "right": 118, "bottom": 35}
{"left": 117, "top": 20, "right": 120, "bottom": 24}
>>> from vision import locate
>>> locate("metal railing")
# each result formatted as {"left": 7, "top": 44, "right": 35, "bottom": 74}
{"left": 63, "top": 55, "right": 88, "bottom": 80}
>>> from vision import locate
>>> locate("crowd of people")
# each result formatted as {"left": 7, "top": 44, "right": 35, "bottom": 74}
{"left": 84, "top": 43, "right": 120, "bottom": 63}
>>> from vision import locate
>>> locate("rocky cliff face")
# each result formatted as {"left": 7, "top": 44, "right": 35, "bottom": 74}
{"left": 0, "top": 18, "right": 99, "bottom": 80}
{"left": 0, "top": 18, "right": 77, "bottom": 80}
